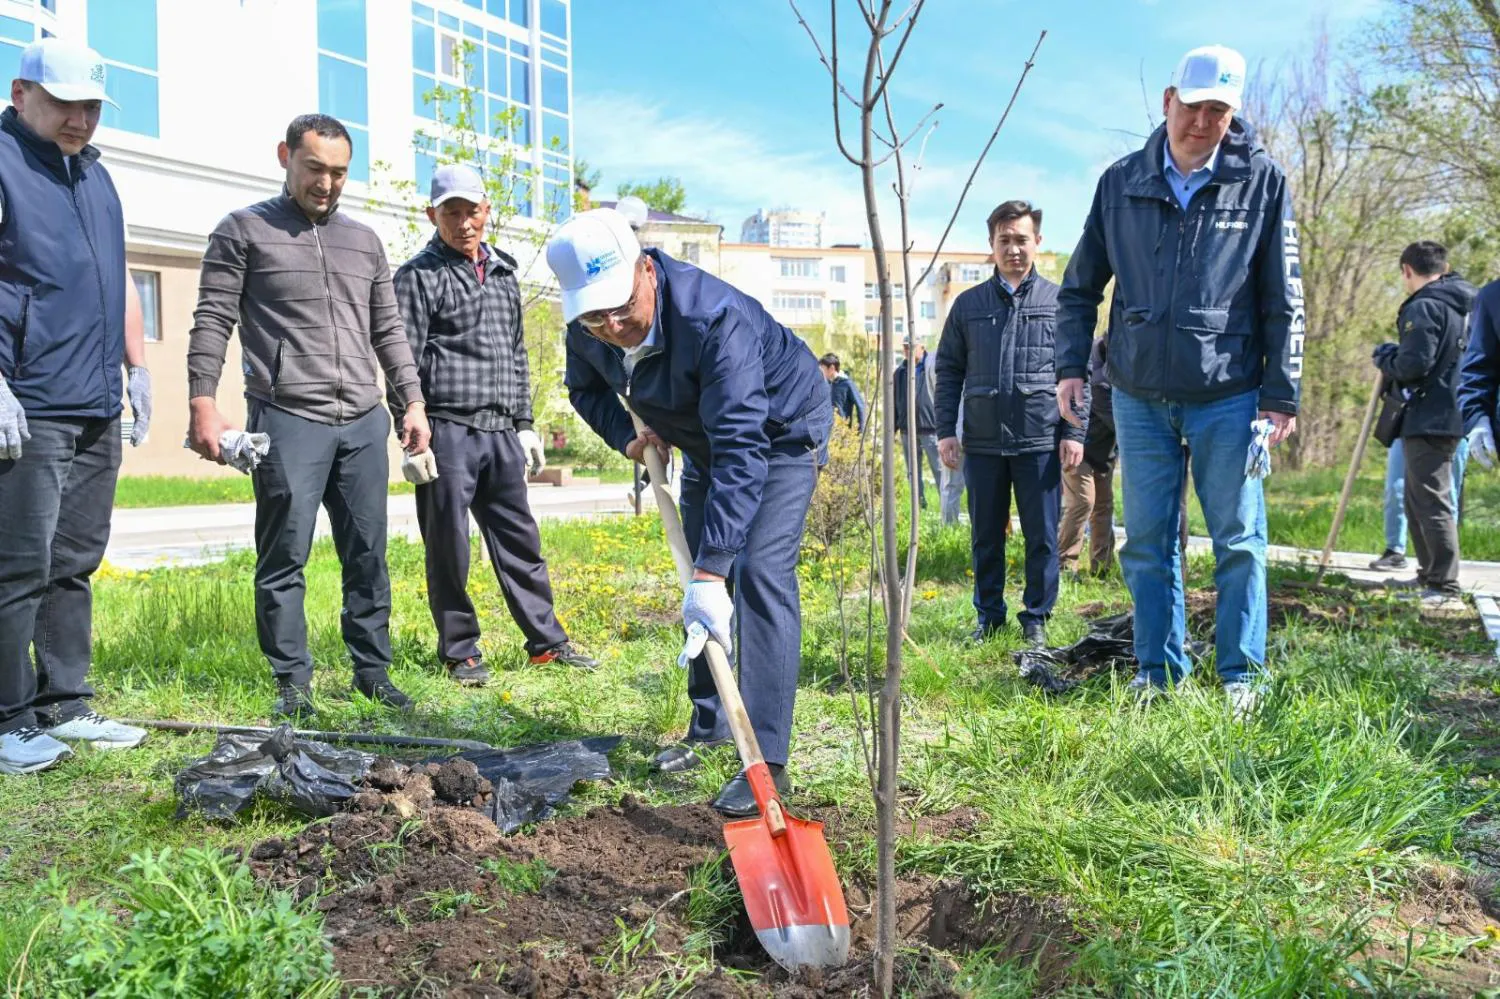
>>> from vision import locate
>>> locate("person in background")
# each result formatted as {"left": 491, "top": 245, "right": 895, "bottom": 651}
{"left": 1371, "top": 241, "right": 1473, "bottom": 614}
{"left": 1059, "top": 336, "right": 1116, "bottom": 577}
{"left": 1370, "top": 436, "right": 1469, "bottom": 571}
{"left": 393, "top": 163, "right": 597, "bottom": 687}
{"left": 0, "top": 39, "right": 153, "bottom": 774}
{"left": 1459, "top": 276, "right": 1500, "bottom": 474}
{"left": 896, "top": 342, "right": 962, "bottom": 524}
{"left": 935, "top": 200, "right": 1075, "bottom": 646}
{"left": 819, "top": 352, "right": 867, "bottom": 431}
{"left": 187, "top": 114, "right": 431, "bottom": 719}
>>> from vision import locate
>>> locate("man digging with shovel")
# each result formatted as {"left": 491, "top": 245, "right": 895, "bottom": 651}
{"left": 547, "top": 208, "right": 833, "bottom": 817}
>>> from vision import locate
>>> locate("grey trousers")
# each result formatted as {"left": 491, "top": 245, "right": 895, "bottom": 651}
{"left": 903, "top": 432, "right": 964, "bottom": 524}
{"left": 248, "top": 401, "right": 393, "bottom": 685}
{"left": 415, "top": 418, "right": 566, "bottom": 661}
{"left": 1403, "top": 434, "right": 1461, "bottom": 595}
{"left": 0, "top": 416, "right": 120, "bottom": 732}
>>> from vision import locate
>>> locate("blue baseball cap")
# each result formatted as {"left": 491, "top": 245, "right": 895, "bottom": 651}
{"left": 17, "top": 38, "right": 117, "bottom": 107}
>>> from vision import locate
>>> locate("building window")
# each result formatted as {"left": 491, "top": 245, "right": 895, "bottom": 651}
{"left": 775, "top": 257, "right": 819, "bottom": 279}
{"left": 864, "top": 317, "right": 878, "bottom": 333}
{"left": 131, "top": 270, "right": 161, "bottom": 342}
{"left": 894, "top": 316, "right": 905, "bottom": 334}
{"left": 830, "top": 299, "right": 847, "bottom": 317}
{"left": 864, "top": 282, "right": 877, "bottom": 300}
{"left": 316, "top": 0, "right": 368, "bottom": 183}
{"left": 682, "top": 242, "right": 701, "bottom": 264}
{"left": 960, "top": 264, "right": 987, "bottom": 282}
{"left": 829, "top": 265, "right": 846, "bottom": 283}
{"left": 771, "top": 293, "right": 824, "bottom": 312}
{"left": 920, "top": 301, "right": 936, "bottom": 319}
{"left": 88, "top": 0, "right": 159, "bottom": 138}
{"left": 541, "top": 0, "right": 567, "bottom": 39}
{"left": 892, "top": 284, "right": 904, "bottom": 300}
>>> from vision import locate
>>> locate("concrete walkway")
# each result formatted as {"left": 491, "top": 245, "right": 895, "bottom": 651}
{"left": 105, "top": 481, "right": 641, "bottom": 570}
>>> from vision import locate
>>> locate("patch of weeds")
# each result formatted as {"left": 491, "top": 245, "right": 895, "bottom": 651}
{"left": 600, "top": 914, "right": 660, "bottom": 974}
{"left": 10, "top": 848, "right": 337, "bottom": 998}
{"left": 682, "top": 852, "right": 740, "bottom": 955}
{"left": 479, "top": 855, "right": 557, "bottom": 895}
{"left": 418, "top": 889, "right": 495, "bottom": 920}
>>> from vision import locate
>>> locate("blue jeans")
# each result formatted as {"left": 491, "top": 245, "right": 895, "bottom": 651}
{"left": 1114, "top": 388, "right": 1266, "bottom": 685}
{"left": 1384, "top": 436, "right": 1469, "bottom": 554}
{"left": 678, "top": 400, "right": 832, "bottom": 766}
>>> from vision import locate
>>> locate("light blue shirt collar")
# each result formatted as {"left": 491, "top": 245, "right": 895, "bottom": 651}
{"left": 1163, "top": 146, "right": 1219, "bottom": 210}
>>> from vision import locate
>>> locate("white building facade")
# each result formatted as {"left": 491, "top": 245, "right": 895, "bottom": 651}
{"left": 0, "top": 0, "right": 573, "bottom": 475}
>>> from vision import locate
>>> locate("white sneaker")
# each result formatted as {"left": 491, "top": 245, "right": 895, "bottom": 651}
{"left": 0, "top": 726, "right": 73, "bottom": 774}
{"left": 45, "top": 711, "right": 148, "bottom": 750}
{"left": 1223, "top": 682, "right": 1259, "bottom": 721}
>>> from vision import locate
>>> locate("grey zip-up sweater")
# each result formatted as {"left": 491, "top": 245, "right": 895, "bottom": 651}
{"left": 187, "top": 191, "right": 423, "bottom": 425}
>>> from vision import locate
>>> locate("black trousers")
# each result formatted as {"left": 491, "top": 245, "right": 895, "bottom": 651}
{"left": 1403, "top": 434, "right": 1461, "bottom": 595}
{"left": 964, "top": 450, "right": 1061, "bottom": 630}
{"left": 0, "top": 416, "right": 120, "bottom": 732}
{"left": 416, "top": 418, "right": 566, "bottom": 661}
{"left": 249, "top": 401, "right": 393, "bottom": 684}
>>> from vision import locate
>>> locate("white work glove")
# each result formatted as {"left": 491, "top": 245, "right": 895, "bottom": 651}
{"left": 517, "top": 428, "right": 545, "bottom": 477}
{"left": 679, "top": 579, "right": 734, "bottom": 668}
{"left": 1470, "top": 418, "right": 1498, "bottom": 470}
{"left": 126, "top": 365, "right": 151, "bottom": 446}
{"left": 220, "top": 431, "right": 270, "bottom": 474}
{"left": 401, "top": 449, "right": 439, "bottom": 485}
{"left": 0, "top": 374, "right": 28, "bottom": 461}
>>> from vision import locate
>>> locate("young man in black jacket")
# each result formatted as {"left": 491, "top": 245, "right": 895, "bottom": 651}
{"left": 393, "top": 164, "right": 596, "bottom": 686}
{"left": 936, "top": 200, "right": 1081, "bottom": 646}
{"left": 895, "top": 343, "right": 963, "bottom": 523}
{"left": 1372, "top": 241, "right": 1475, "bottom": 613}
{"left": 819, "top": 352, "right": 866, "bottom": 431}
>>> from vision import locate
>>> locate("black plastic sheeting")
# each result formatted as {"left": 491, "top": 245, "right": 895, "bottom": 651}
{"left": 174, "top": 725, "right": 374, "bottom": 821}
{"left": 1015, "top": 613, "right": 1205, "bottom": 694}
{"left": 174, "top": 726, "right": 621, "bottom": 832}
{"left": 460, "top": 736, "right": 621, "bottom": 834}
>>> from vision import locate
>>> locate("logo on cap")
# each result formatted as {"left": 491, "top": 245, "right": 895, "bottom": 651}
{"left": 90, "top": 63, "right": 105, "bottom": 85}
{"left": 585, "top": 250, "right": 621, "bottom": 277}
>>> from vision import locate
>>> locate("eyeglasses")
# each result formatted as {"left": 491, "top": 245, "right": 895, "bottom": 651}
{"left": 578, "top": 260, "right": 644, "bottom": 329}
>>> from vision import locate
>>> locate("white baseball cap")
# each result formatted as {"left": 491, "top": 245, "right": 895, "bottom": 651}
{"left": 615, "top": 195, "right": 648, "bottom": 231}
{"left": 430, "top": 162, "right": 486, "bottom": 206}
{"left": 17, "top": 38, "right": 118, "bottom": 107}
{"left": 546, "top": 208, "right": 642, "bottom": 323}
{"left": 1170, "top": 44, "right": 1246, "bottom": 110}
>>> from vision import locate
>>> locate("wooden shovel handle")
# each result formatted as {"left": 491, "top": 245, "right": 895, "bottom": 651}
{"left": 1317, "top": 370, "right": 1385, "bottom": 581}
{"left": 627, "top": 407, "right": 785, "bottom": 832}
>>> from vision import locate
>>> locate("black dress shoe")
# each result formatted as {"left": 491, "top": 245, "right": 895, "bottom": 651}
{"left": 650, "top": 738, "right": 730, "bottom": 774}
{"left": 968, "top": 623, "right": 1004, "bottom": 644}
{"left": 1022, "top": 622, "right": 1046, "bottom": 647}
{"left": 712, "top": 764, "right": 789, "bottom": 818}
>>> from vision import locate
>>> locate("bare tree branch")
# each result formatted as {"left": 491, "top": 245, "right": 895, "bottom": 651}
{"left": 913, "top": 29, "right": 1047, "bottom": 288}
{"left": 870, "top": 102, "right": 943, "bottom": 165}
{"left": 869, "top": 0, "right": 927, "bottom": 106}
{"left": 787, "top": 0, "right": 864, "bottom": 167}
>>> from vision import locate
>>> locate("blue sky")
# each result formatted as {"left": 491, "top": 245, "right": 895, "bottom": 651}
{"left": 572, "top": 0, "right": 1383, "bottom": 254}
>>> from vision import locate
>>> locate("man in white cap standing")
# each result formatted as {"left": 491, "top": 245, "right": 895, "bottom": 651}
{"left": 393, "top": 163, "right": 597, "bottom": 686}
{"left": 547, "top": 208, "right": 833, "bottom": 817}
{"left": 0, "top": 39, "right": 153, "bottom": 773}
{"left": 1055, "top": 45, "right": 1303, "bottom": 716}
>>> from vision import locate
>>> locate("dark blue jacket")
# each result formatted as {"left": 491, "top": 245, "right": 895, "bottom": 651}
{"left": 565, "top": 249, "right": 828, "bottom": 576}
{"left": 1378, "top": 274, "right": 1475, "bottom": 440}
{"left": 1056, "top": 118, "right": 1302, "bottom": 415}
{"left": 828, "top": 373, "right": 866, "bottom": 429}
{"left": 893, "top": 354, "right": 937, "bottom": 435}
{"left": 1459, "top": 278, "right": 1500, "bottom": 434}
{"left": 934, "top": 268, "right": 1082, "bottom": 455}
{"left": 0, "top": 107, "right": 125, "bottom": 419}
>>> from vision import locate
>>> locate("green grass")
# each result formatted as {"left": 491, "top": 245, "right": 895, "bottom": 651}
{"left": 1182, "top": 457, "right": 1500, "bottom": 562}
{"left": 3, "top": 510, "right": 1499, "bottom": 994}
{"left": 113, "top": 467, "right": 635, "bottom": 508}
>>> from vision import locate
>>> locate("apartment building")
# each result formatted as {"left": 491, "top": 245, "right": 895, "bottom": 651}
{"left": 739, "top": 208, "right": 825, "bottom": 248}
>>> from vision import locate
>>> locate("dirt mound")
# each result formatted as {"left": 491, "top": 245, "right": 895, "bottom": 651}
{"left": 247, "top": 794, "right": 1082, "bottom": 997}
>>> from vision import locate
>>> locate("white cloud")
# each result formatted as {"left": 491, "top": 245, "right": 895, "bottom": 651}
{"left": 575, "top": 91, "right": 1107, "bottom": 255}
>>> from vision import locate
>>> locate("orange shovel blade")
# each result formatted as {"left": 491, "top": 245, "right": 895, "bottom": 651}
{"left": 724, "top": 811, "right": 851, "bottom": 971}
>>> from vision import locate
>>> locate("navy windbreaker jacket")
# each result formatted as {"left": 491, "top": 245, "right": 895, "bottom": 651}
{"left": 565, "top": 249, "right": 827, "bottom": 576}
{"left": 1056, "top": 118, "right": 1303, "bottom": 415}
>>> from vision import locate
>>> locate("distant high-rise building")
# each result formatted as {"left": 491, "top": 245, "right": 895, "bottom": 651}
{"left": 740, "top": 209, "right": 826, "bottom": 248}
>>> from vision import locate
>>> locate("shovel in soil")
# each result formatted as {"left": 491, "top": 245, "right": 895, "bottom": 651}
{"left": 628, "top": 411, "right": 850, "bottom": 971}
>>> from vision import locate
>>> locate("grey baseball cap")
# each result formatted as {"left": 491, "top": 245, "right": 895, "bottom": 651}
{"left": 429, "top": 163, "right": 487, "bottom": 207}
